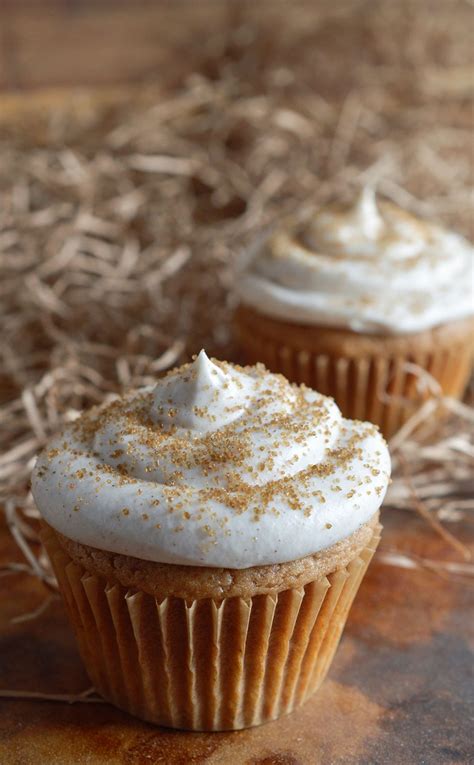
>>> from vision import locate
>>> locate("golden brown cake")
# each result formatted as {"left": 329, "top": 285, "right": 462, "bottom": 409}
{"left": 236, "top": 306, "right": 473, "bottom": 437}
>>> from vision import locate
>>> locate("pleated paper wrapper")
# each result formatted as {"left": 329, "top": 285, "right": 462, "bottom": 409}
{"left": 41, "top": 524, "right": 381, "bottom": 731}
{"left": 236, "top": 313, "right": 472, "bottom": 439}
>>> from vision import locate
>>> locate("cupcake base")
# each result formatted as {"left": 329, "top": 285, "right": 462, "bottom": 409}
{"left": 235, "top": 306, "right": 473, "bottom": 439}
{"left": 41, "top": 522, "right": 381, "bottom": 731}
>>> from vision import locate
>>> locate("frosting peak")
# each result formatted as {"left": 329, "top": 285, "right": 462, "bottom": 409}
{"left": 353, "top": 186, "right": 383, "bottom": 238}
{"left": 31, "top": 358, "right": 390, "bottom": 569}
{"left": 308, "top": 186, "right": 383, "bottom": 248}
{"left": 238, "top": 189, "right": 474, "bottom": 334}
{"left": 153, "top": 350, "right": 247, "bottom": 432}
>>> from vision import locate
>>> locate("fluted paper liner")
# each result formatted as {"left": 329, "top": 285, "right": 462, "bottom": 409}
{"left": 42, "top": 526, "right": 381, "bottom": 731}
{"left": 236, "top": 315, "right": 472, "bottom": 438}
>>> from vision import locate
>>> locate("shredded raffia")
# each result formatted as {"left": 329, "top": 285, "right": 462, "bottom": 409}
{"left": 0, "top": 1, "right": 473, "bottom": 640}
{"left": 0, "top": 687, "right": 103, "bottom": 704}
{"left": 386, "top": 395, "right": 473, "bottom": 568}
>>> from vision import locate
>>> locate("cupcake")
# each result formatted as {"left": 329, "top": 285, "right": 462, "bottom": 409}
{"left": 235, "top": 188, "right": 474, "bottom": 438}
{"left": 32, "top": 351, "right": 390, "bottom": 731}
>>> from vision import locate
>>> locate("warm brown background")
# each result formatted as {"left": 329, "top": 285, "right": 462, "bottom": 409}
{"left": 2, "top": 0, "right": 348, "bottom": 92}
{"left": 0, "top": 1, "right": 473, "bottom": 764}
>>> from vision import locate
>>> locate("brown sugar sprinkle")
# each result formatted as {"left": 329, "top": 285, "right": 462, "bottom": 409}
{"left": 43, "top": 357, "right": 388, "bottom": 526}
{"left": 121, "top": 508, "right": 130, "bottom": 516}
{"left": 141, "top": 513, "right": 149, "bottom": 521}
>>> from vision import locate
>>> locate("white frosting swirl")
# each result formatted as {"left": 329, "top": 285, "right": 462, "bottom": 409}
{"left": 237, "top": 188, "right": 474, "bottom": 334}
{"left": 32, "top": 352, "right": 390, "bottom": 569}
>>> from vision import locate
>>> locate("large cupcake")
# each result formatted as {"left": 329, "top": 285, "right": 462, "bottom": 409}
{"left": 235, "top": 188, "right": 474, "bottom": 438}
{"left": 32, "top": 352, "right": 390, "bottom": 731}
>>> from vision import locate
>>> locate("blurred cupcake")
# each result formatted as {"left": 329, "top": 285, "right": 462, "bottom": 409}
{"left": 32, "top": 352, "right": 390, "bottom": 731}
{"left": 235, "top": 188, "right": 474, "bottom": 437}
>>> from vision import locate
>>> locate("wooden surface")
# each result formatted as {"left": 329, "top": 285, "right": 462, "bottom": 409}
{"left": 0, "top": 0, "right": 323, "bottom": 92}
{"left": 0, "top": 1, "right": 227, "bottom": 91}
{"left": 1, "top": 0, "right": 470, "bottom": 96}
{"left": 1, "top": 507, "right": 473, "bottom": 765}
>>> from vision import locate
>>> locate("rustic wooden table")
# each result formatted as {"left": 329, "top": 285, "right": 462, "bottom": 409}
{"left": 1, "top": 506, "right": 472, "bottom": 765}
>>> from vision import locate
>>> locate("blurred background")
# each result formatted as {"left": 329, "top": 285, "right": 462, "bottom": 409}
{"left": 2, "top": 0, "right": 468, "bottom": 94}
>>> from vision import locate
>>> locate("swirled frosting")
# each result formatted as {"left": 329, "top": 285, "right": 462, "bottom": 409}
{"left": 32, "top": 352, "right": 390, "bottom": 568}
{"left": 237, "top": 188, "right": 474, "bottom": 334}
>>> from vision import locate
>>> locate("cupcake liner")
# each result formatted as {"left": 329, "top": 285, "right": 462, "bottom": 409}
{"left": 42, "top": 525, "right": 381, "bottom": 731}
{"left": 236, "top": 314, "right": 472, "bottom": 438}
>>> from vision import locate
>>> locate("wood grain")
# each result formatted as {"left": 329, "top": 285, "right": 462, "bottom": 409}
{"left": 0, "top": 0, "right": 320, "bottom": 92}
